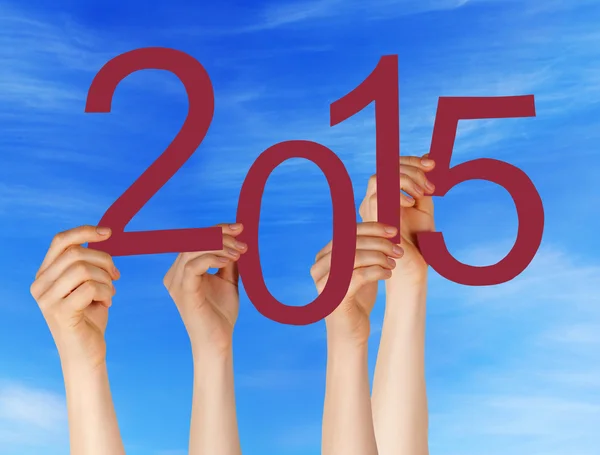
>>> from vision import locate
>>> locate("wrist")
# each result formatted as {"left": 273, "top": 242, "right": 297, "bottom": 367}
{"left": 383, "top": 280, "right": 428, "bottom": 328}
{"left": 192, "top": 340, "right": 233, "bottom": 364}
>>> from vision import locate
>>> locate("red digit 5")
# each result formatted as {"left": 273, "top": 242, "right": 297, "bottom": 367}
{"left": 420, "top": 95, "right": 544, "bottom": 285}
{"left": 236, "top": 140, "right": 357, "bottom": 325}
{"left": 330, "top": 55, "right": 401, "bottom": 244}
{"left": 86, "top": 47, "right": 222, "bottom": 256}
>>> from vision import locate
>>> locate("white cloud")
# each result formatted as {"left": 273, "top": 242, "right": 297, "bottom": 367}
{"left": 0, "top": 380, "right": 68, "bottom": 451}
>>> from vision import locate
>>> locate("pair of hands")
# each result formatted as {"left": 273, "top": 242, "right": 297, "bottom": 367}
{"left": 29, "top": 223, "right": 247, "bottom": 368}
{"left": 29, "top": 154, "right": 435, "bottom": 367}
{"left": 312, "top": 154, "right": 436, "bottom": 345}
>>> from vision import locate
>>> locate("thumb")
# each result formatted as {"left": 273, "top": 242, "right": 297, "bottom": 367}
{"left": 217, "top": 259, "right": 240, "bottom": 285}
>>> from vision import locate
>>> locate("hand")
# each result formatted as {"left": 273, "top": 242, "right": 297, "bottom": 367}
{"left": 310, "top": 222, "right": 403, "bottom": 345}
{"left": 359, "top": 154, "right": 436, "bottom": 284}
{"left": 30, "top": 225, "right": 120, "bottom": 369}
{"left": 163, "top": 223, "right": 247, "bottom": 354}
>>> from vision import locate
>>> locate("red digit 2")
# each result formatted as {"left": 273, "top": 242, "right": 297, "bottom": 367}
{"left": 86, "top": 47, "right": 222, "bottom": 256}
{"left": 330, "top": 55, "right": 401, "bottom": 244}
{"left": 420, "top": 95, "right": 544, "bottom": 285}
{"left": 236, "top": 140, "right": 357, "bottom": 326}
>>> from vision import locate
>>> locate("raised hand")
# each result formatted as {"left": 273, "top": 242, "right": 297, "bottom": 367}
{"left": 30, "top": 225, "right": 125, "bottom": 455}
{"left": 310, "top": 221, "right": 402, "bottom": 345}
{"left": 163, "top": 223, "right": 246, "bottom": 455}
{"left": 360, "top": 154, "right": 435, "bottom": 284}
{"left": 30, "top": 225, "right": 120, "bottom": 368}
{"left": 163, "top": 223, "right": 247, "bottom": 353}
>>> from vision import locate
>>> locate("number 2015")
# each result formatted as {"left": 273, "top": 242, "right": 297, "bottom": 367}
{"left": 85, "top": 47, "right": 544, "bottom": 326}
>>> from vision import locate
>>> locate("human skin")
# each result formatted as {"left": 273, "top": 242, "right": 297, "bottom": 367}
{"left": 163, "top": 223, "right": 248, "bottom": 455}
{"left": 363, "top": 155, "right": 436, "bottom": 455}
{"left": 311, "top": 221, "right": 405, "bottom": 455}
{"left": 29, "top": 225, "right": 125, "bottom": 455}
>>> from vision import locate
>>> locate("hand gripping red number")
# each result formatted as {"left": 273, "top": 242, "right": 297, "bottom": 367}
{"left": 236, "top": 140, "right": 357, "bottom": 325}
{"left": 86, "top": 47, "right": 222, "bottom": 256}
{"left": 419, "top": 96, "right": 544, "bottom": 285}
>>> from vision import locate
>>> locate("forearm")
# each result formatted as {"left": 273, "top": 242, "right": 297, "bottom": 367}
{"left": 372, "top": 279, "right": 428, "bottom": 455}
{"left": 190, "top": 345, "right": 241, "bottom": 455}
{"left": 322, "top": 334, "right": 378, "bottom": 455}
{"left": 62, "top": 358, "right": 125, "bottom": 455}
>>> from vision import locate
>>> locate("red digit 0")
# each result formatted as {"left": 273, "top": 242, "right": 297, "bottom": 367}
{"left": 236, "top": 140, "right": 357, "bottom": 325}
{"left": 330, "top": 55, "right": 401, "bottom": 244}
{"left": 86, "top": 47, "right": 222, "bottom": 256}
{"left": 420, "top": 95, "right": 544, "bottom": 285}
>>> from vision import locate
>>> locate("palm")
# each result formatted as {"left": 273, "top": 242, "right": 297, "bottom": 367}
{"left": 197, "top": 274, "right": 240, "bottom": 328}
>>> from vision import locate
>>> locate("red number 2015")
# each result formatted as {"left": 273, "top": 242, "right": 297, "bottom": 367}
{"left": 85, "top": 47, "right": 544, "bottom": 325}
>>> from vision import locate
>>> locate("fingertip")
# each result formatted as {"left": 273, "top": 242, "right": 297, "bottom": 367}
{"left": 421, "top": 158, "right": 435, "bottom": 168}
{"left": 383, "top": 225, "right": 398, "bottom": 236}
{"left": 96, "top": 226, "right": 111, "bottom": 236}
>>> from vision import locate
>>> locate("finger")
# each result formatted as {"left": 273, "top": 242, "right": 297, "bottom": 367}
{"left": 346, "top": 265, "right": 393, "bottom": 296}
{"left": 163, "top": 253, "right": 183, "bottom": 289}
{"left": 63, "top": 280, "right": 115, "bottom": 312}
{"left": 315, "top": 222, "right": 397, "bottom": 262}
{"left": 37, "top": 225, "right": 112, "bottom": 279}
{"left": 39, "top": 262, "right": 114, "bottom": 306}
{"left": 34, "top": 246, "right": 118, "bottom": 297}
{"left": 316, "top": 265, "right": 392, "bottom": 295}
{"left": 169, "top": 226, "right": 246, "bottom": 282}
{"left": 400, "top": 165, "right": 435, "bottom": 194}
{"left": 315, "top": 235, "right": 404, "bottom": 264}
{"left": 181, "top": 253, "right": 230, "bottom": 280}
{"left": 311, "top": 248, "right": 398, "bottom": 283}
{"left": 400, "top": 172, "right": 427, "bottom": 200}
{"left": 216, "top": 259, "right": 240, "bottom": 285}
{"left": 399, "top": 155, "right": 435, "bottom": 171}
{"left": 216, "top": 222, "right": 244, "bottom": 238}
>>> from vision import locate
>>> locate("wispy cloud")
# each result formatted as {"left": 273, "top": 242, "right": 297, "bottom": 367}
{"left": 0, "top": 380, "right": 68, "bottom": 451}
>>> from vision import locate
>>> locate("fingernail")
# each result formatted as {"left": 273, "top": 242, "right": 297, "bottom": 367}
{"left": 226, "top": 248, "right": 239, "bottom": 257}
{"left": 384, "top": 226, "right": 398, "bottom": 235}
{"left": 387, "top": 257, "right": 396, "bottom": 267}
{"left": 414, "top": 185, "right": 424, "bottom": 196}
{"left": 405, "top": 194, "right": 415, "bottom": 203}
{"left": 421, "top": 158, "right": 434, "bottom": 167}
{"left": 113, "top": 266, "right": 120, "bottom": 277}
{"left": 425, "top": 180, "right": 435, "bottom": 192}
{"left": 218, "top": 256, "right": 230, "bottom": 263}
{"left": 234, "top": 241, "right": 247, "bottom": 250}
{"left": 392, "top": 245, "right": 403, "bottom": 256}
{"left": 229, "top": 223, "right": 242, "bottom": 230}
{"left": 96, "top": 226, "right": 111, "bottom": 235}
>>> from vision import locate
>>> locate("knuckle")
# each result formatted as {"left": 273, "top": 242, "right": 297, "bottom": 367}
{"left": 29, "top": 281, "right": 39, "bottom": 299}
{"left": 51, "top": 231, "right": 66, "bottom": 245}
{"left": 73, "top": 261, "right": 91, "bottom": 279}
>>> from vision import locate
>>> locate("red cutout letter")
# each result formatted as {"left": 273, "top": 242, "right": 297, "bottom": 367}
{"left": 237, "top": 140, "right": 357, "bottom": 325}
{"left": 420, "top": 95, "right": 544, "bottom": 285}
{"left": 86, "top": 47, "right": 222, "bottom": 256}
{"left": 330, "top": 55, "right": 400, "bottom": 244}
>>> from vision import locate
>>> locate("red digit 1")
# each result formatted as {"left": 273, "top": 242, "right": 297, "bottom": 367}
{"left": 330, "top": 55, "right": 400, "bottom": 244}
{"left": 236, "top": 140, "right": 357, "bottom": 326}
{"left": 86, "top": 47, "right": 222, "bottom": 256}
{"left": 420, "top": 95, "right": 544, "bottom": 285}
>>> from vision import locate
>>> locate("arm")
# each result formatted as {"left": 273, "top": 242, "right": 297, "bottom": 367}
{"left": 361, "top": 154, "right": 435, "bottom": 455}
{"left": 30, "top": 225, "right": 125, "bottom": 455}
{"left": 163, "top": 223, "right": 246, "bottom": 455}
{"left": 312, "top": 222, "right": 403, "bottom": 455}
{"left": 322, "top": 336, "right": 377, "bottom": 455}
{"left": 189, "top": 346, "right": 241, "bottom": 455}
{"left": 372, "top": 279, "right": 428, "bottom": 455}
{"left": 62, "top": 359, "right": 126, "bottom": 455}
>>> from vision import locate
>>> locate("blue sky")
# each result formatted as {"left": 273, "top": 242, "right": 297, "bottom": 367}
{"left": 1, "top": 0, "right": 599, "bottom": 454}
